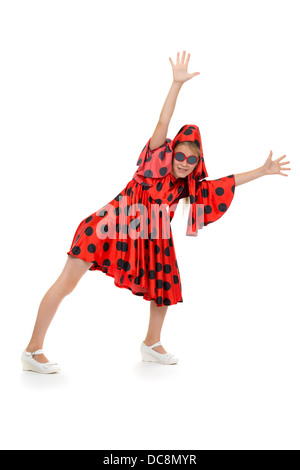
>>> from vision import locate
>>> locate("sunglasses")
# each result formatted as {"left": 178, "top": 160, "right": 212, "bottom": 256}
{"left": 174, "top": 151, "right": 199, "bottom": 165}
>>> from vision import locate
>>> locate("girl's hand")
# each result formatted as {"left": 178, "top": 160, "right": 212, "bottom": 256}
{"left": 169, "top": 51, "right": 200, "bottom": 84}
{"left": 262, "top": 151, "right": 291, "bottom": 176}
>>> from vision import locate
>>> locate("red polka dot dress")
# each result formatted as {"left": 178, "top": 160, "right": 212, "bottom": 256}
{"left": 67, "top": 125, "right": 236, "bottom": 307}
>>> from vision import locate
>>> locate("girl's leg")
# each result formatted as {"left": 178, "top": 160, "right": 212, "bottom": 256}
{"left": 25, "top": 255, "right": 93, "bottom": 363}
{"left": 144, "top": 300, "right": 168, "bottom": 354}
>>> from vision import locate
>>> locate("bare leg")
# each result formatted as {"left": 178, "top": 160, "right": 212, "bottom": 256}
{"left": 25, "top": 255, "right": 93, "bottom": 363}
{"left": 144, "top": 300, "right": 168, "bottom": 354}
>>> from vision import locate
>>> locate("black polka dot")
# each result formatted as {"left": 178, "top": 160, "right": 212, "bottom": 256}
{"left": 144, "top": 169, "right": 153, "bottom": 178}
{"left": 167, "top": 193, "right": 173, "bottom": 202}
{"left": 85, "top": 227, "right": 93, "bottom": 236}
{"left": 123, "top": 261, "right": 131, "bottom": 272}
{"left": 100, "top": 224, "right": 109, "bottom": 234}
{"left": 85, "top": 216, "right": 93, "bottom": 223}
{"left": 173, "top": 275, "right": 179, "bottom": 284}
{"left": 154, "top": 245, "right": 160, "bottom": 255}
{"left": 163, "top": 264, "right": 171, "bottom": 274}
{"left": 218, "top": 203, "right": 227, "bottom": 212}
{"left": 163, "top": 282, "right": 171, "bottom": 291}
{"left": 120, "top": 275, "right": 124, "bottom": 284}
{"left": 156, "top": 296, "right": 163, "bottom": 305}
{"left": 158, "top": 151, "right": 164, "bottom": 161}
{"left": 99, "top": 209, "right": 107, "bottom": 217}
{"left": 204, "top": 205, "right": 212, "bottom": 214}
{"left": 156, "top": 279, "right": 163, "bottom": 289}
{"left": 155, "top": 262, "right": 162, "bottom": 272}
{"left": 103, "top": 242, "right": 110, "bottom": 251}
{"left": 139, "top": 268, "right": 145, "bottom": 278}
{"left": 71, "top": 246, "right": 81, "bottom": 255}
{"left": 137, "top": 158, "right": 142, "bottom": 165}
{"left": 184, "top": 126, "right": 193, "bottom": 136}
{"left": 88, "top": 244, "right": 96, "bottom": 253}
{"left": 159, "top": 167, "right": 168, "bottom": 176}
{"left": 201, "top": 188, "right": 209, "bottom": 198}
{"left": 134, "top": 276, "right": 141, "bottom": 285}
{"left": 215, "top": 187, "right": 224, "bottom": 196}
{"left": 145, "top": 154, "right": 152, "bottom": 162}
{"left": 178, "top": 186, "right": 184, "bottom": 193}
{"left": 103, "top": 259, "right": 111, "bottom": 267}
{"left": 149, "top": 270, "right": 156, "bottom": 280}
{"left": 163, "top": 298, "right": 171, "bottom": 306}
{"left": 156, "top": 182, "right": 163, "bottom": 192}
{"left": 231, "top": 185, "right": 235, "bottom": 193}
{"left": 164, "top": 247, "right": 170, "bottom": 256}
{"left": 115, "top": 194, "right": 123, "bottom": 202}
{"left": 149, "top": 227, "right": 157, "bottom": 241}
{"left": 130, "top": 218, "right": 140, "bottom": 230}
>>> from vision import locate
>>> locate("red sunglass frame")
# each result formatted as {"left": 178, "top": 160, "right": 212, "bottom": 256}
{"left": 174, "top": 151, "right": 200, "bottom": 165}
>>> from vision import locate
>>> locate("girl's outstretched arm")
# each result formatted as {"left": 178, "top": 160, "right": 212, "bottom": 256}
{"left": 234, "top": 151, "right": 291, "bottom": 186}
{"left": 150, "top": 51, "right": 200, "bottom": 151}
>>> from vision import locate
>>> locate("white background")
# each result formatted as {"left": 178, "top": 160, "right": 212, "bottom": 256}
{"left": 0, "top": 0, "right": 299, "bottom": 450}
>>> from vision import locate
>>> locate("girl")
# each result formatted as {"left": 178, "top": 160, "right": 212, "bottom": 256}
{"left": 21, "top": 51, "right": 290, "bottom": 373}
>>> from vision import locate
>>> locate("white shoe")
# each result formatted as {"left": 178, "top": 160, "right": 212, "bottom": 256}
{"left": 21, "top": 349, "right": 61, "bottom": 374}
{"left": 140, "top": 341, "right": 179, "bottom": 365}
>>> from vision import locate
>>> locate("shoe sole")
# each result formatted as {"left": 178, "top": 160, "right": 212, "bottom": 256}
{"left": 22, "top": 360, "right": 60, "bottom": 374}
{"left": 141, "top": 352, "right": 178, "bottom": 365}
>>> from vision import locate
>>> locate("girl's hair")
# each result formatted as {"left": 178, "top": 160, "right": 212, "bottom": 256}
{"left": 173, "top": 141, "right": 201, "bottom": 215}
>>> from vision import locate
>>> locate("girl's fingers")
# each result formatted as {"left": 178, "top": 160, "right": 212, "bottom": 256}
{"left": 169, "top": 57, "right": 175, "bottom": 67}
{"left": 275, "top": 155, "right": 287, "bottom": 162}
{"left": 268, "top": 150, "right": 273, "bottom": 159}
{"left": 279, "top": 171, "right": 288, "bottom": 176}
{"left": 176, "top": 52, "right": 180, "bottom": 64}
{"left": 181, "top": 50, "right": 186, "bottom": 64}
{"left": 280, "top": 161, "right": 290, "bottom": 165}
{"left": 189, "top": 72, "right": 200, "bottom": 78}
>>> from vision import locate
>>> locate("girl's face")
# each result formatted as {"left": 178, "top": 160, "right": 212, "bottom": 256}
{"left": 171, "top": 144, "right": 200, "bottom": 179}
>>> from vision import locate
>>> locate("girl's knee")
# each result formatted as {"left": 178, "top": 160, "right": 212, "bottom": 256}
{"left": 54, "top": 278, "right": 77, "bottom": 297}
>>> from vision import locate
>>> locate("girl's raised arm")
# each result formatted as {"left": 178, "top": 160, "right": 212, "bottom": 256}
{"left": 149, "top": 51, "right": 200, "bottom": 151}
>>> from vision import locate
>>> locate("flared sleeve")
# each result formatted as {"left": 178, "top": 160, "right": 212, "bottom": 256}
{"left": 132, "top": 137, "right": 173, "bottom": 184}
{"left": 186, "top": 174, "right": 236, "bottom": 235}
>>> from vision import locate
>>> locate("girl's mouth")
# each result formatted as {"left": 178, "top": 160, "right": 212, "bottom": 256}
{"left": 178, "top": 167, "right": 188, "bottom": 172}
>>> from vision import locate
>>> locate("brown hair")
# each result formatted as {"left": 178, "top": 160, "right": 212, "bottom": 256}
{"left": 173, "top": 141, "right": 201, "bottom": 214}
